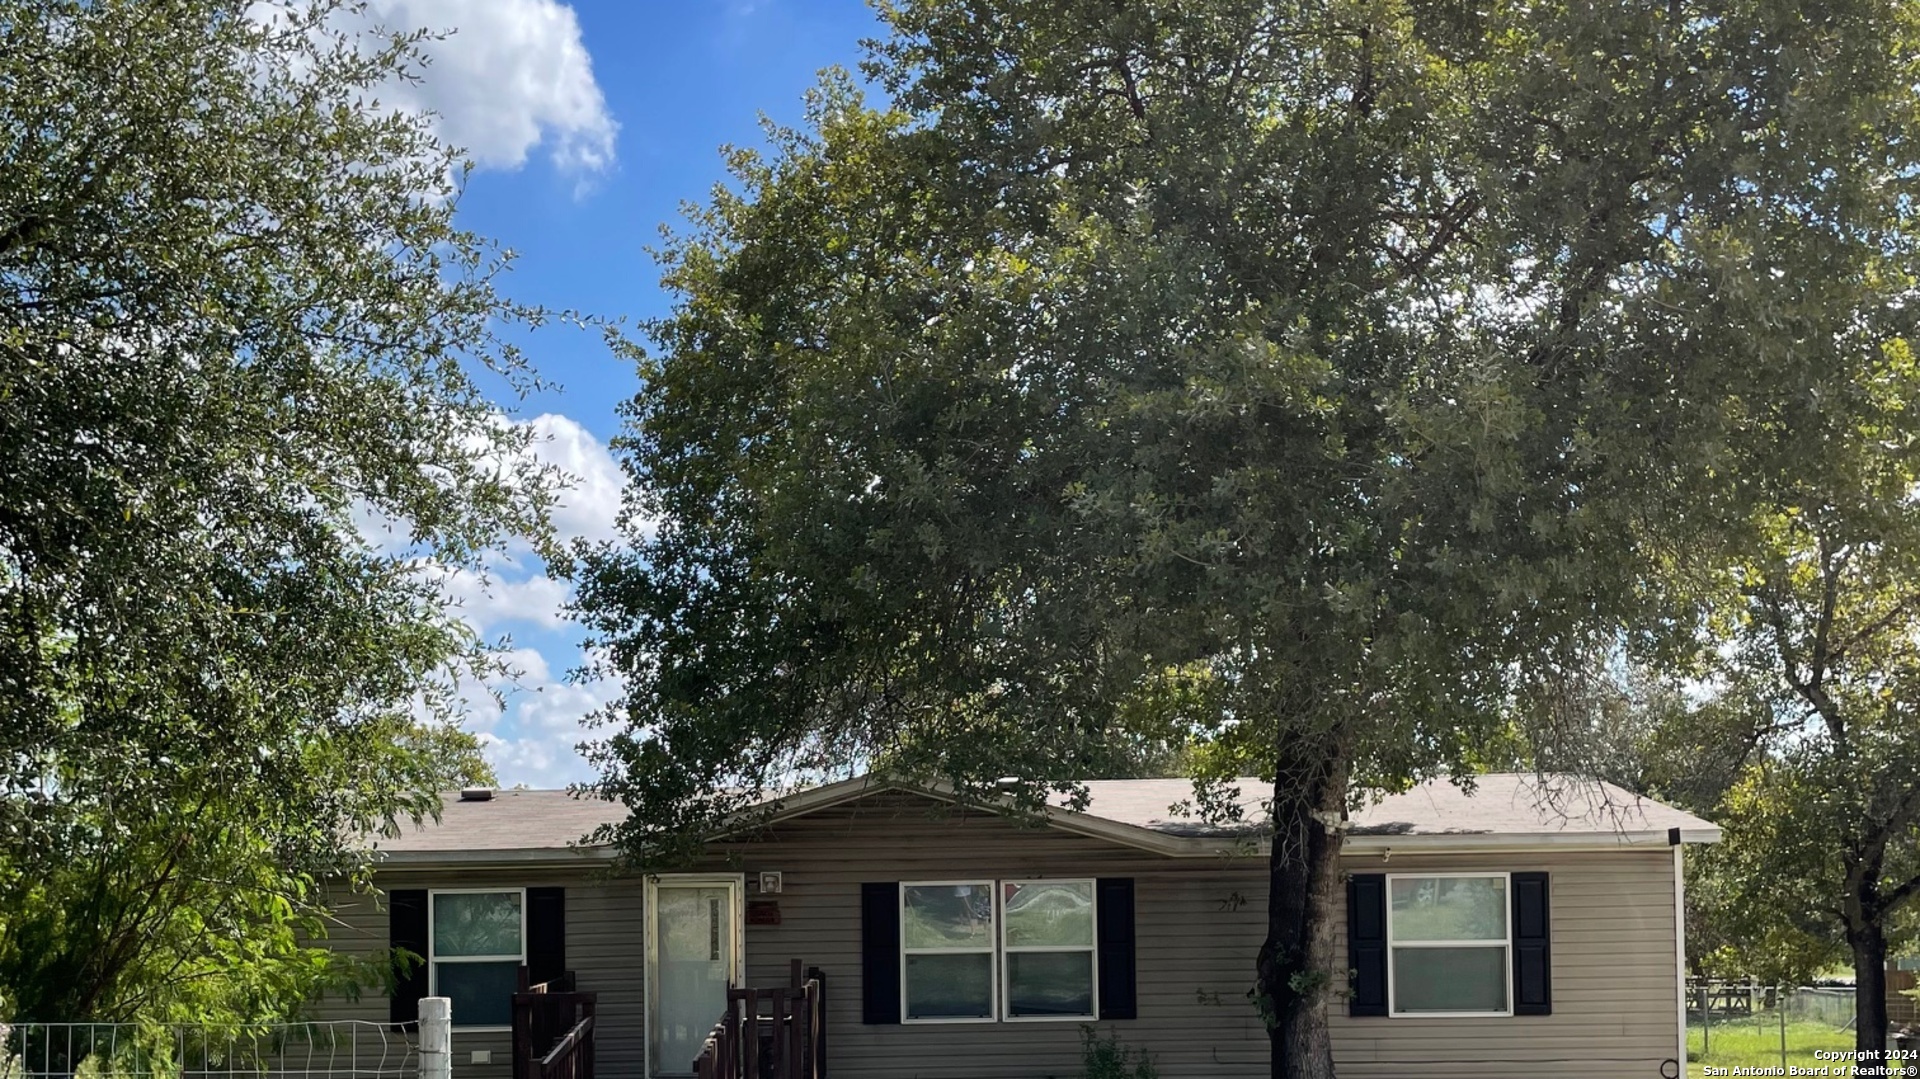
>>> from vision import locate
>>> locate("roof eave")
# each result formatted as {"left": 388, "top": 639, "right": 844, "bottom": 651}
{"left": 371, "top": 846, "right": 616, "bottom": 868}
{"left": 1341, "top": 825, "right": 1723, "bottom": 854}
{"left": 363, "top": 776, "right": 1723, "bottom": 867}
{"left": 723, "top": 774, "right": 1213, "bottom": 858}
{"left": 723, "top": 775, "right": 1725, "bottom": 857}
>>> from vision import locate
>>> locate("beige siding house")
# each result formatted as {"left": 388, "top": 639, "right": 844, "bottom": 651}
{"left": 315, "top": 774, "right": 1717, "bottom": 1079}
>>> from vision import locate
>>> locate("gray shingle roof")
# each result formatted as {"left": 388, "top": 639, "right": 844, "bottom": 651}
{"left": 371, "top": 772, "right": 1717, "bottom": 859}
{"left": 1068, "top": 773, "right": 1716, "bottom": 838}
{"left": 371, "top": 789, "right": 625, "bottom": 854}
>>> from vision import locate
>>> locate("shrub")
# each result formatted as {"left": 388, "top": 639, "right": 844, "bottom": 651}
{"left": 1080, "top": 1026, "right": 1158, "bottom": 1079}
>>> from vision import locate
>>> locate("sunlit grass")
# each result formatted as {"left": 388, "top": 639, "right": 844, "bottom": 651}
{"left": 1688, "top": 1016, "right": 1857, "bottom": 1077}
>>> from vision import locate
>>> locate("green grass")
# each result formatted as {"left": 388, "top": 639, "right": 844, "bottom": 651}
{"left": 1688, "top": 1016, "right": 1856, "bottom": 1077}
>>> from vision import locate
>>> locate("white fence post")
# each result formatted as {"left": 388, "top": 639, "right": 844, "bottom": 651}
{"left": 420, "top": 997, "right": 452, "bottom": 1079}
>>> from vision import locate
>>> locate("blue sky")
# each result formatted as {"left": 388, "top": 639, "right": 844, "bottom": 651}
{"left": 370, "top": 0, "right": 889, "bottom": 786}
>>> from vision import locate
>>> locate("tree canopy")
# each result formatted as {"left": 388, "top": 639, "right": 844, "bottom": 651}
{"left": 1662, "top": 415, "right": 1920, "bottom": 1046}
{"left": 575, "top": 1, "right": 1920, "bottom": 1074}
{"left": 0, "top": 0, "right": 551, "bottom": 1024}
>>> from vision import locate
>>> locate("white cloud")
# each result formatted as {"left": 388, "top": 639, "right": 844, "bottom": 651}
{"left": 354, "top": 0, "right": 617, "bottom": 177}
{"left": 347, "top": 409, "right": 625, "bottom": 557}
{"left": 439, "top": 566, "right": 571, "bottom": 633}
{"left": 419, "top": 645, "right": 610, "bottom": 787}
{"left": 486, "top": 667, "right": 617, "bottom": 788}
{"left": 526, "top": 413, "right": 628, "bottom": 545}
{"left": 358, "top": 411, "right": 630, "bottom": 787}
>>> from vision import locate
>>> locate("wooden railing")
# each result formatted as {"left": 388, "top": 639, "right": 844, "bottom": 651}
{"left": 512, "top": 969, "right": 598, "bottom": 1079}
{"left": 692, "top": 960, "right": 827, "bottom": 1079}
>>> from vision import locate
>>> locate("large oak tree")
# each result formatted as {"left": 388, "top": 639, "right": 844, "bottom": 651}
{"left": 575, "top": 1, "right": 1920, "bottom": 1074}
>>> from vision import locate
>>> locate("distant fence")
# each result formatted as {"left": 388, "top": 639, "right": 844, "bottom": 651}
{"left": 1895, "top": 968, "right": 1919, "bottom": 1025}
{"left": 1684, "top": 982, "right": 1896, "bottom": 1079}
{"left": 2, "top": 1000, "right": 451, "bottom": 1079}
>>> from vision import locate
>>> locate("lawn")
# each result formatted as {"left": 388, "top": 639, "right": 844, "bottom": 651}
{"left": 1688, "top": 1017, "right": 1857, "bottom": 1077}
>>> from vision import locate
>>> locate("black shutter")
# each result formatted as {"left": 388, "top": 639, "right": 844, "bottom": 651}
{"left": 1347, "top": 874, "right": 1387, "bottom": 1017}
{"left": 388, "top": 889, "right": 429, "bottom": 1026}
{"left": 860, "top": 882, "right": 901, "bottom": 1024}
{"left": 527, "top": 887, "right": 567, "bottom": 987}
{"left": 1511, "top": 871, "right": 1552, "bottom": 1015}
{"left": 1096, "top": 877, "right": 1137, "bottom": 1020}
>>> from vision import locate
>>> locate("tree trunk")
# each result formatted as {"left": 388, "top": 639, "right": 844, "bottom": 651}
{"left": 1851, "top": 913, "right": 1892, "bottom": 1061}
{"left": 1257, "top": 748, "right": 1348, "bottom": 1079}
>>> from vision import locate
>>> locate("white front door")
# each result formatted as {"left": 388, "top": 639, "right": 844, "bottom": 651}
{"left": 646, "top": 875, "right": 744, "bottom": 1078}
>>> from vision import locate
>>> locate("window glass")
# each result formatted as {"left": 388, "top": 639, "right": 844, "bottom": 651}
{"left": 433, "top": 961, "right": 521, "bottom": 1027}
{"left": 1006, "top": 952, "right": 1094, "bottom": 1017}
{"left": 430, "top": 891, "right": 523, "bottom": 1028}
{"left": 904, "top": 953, "right": 994, "bottom": 1019}
{"left": 900, "top": 878, "right": 1100, "bottom": 1022}
{"left": 902, "top": 882, "right": 995, "bottom": 1021}
{"left": 1002, "top": 881, "right": 1094, "bottom": 948}
{"left": 432, "top": 891, "right": 523, "bottom": 957}
{"left": 1001, "top": 879, "right": 1096, "bottom": 1020}
{"left": 1386, "top": 875, "right": 1508, "bottom": 1015}
{"left": 903, "top": 884, "right": 995, "bottom": 949}
{"left": 1389, "top": 876, "right": 1505, "bottom": 941}
{"left": 1391, "top": 947, "right": 1508, "bottom": 1013}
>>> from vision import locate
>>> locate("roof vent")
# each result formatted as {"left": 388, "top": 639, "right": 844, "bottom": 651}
{"left": 458, "top": 787, "right": 495, "bottom": 802}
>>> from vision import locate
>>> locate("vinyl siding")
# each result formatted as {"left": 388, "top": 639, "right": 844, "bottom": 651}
{"left": 710, "top": 794, "right": 1272, "bottom": 1079}
{"left": 307, "top": 868, "right": 647, "bottom": 1079}
{"left": 1328, "top": 852, "right": 1681, "bottom": 1079}
{"left": 326, "top": 791, "right": 1683, "bottom": 1079}
{"left": 714, "top": 793, "right": 1683, "bottom": 1079}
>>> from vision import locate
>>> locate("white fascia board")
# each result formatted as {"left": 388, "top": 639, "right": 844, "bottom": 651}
{"left": 1341, "top": 827, "right": 1724, "bottom": 854}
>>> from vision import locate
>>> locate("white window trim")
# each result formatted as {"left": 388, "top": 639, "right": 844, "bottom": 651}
{"left": 999, "top": 878, "right": 1099, "bottom": 1023}
{"left": 1384, "top": 871, "right": 1513, "bottom": 1019}
{"left": 898, "top": 878, "right": 1101, "bottom": 1025}
{"left": 900, "top": 880, "right": 998, "bottom": 1024}
{"left": 427, "top": 887, "right": 528, "bottom": 1032}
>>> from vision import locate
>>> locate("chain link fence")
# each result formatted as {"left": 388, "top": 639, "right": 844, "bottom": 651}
{"left": 1685, "top": 981, "right": 1918, "bottom": 1078}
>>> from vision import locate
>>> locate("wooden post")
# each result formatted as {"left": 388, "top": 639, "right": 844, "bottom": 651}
{"left": 512, "top": 989, "right": 530, "bottom": 1079}
{"left": 787, "top": 985, "right": 803, "bottom": 1079}
{"left": 583, "top": 999, "right": 596, "bottom": 1079}
{"left": 743, "top": 988, "right": 760, "bottom": 1079}
{"left": 807, "top": 966, "right": 827, "bottom": 1079}
{"left": 784, "top": 958, "right": 802, "bottom": 1079}
{"left": 727, "top": 995, "right": 742, "bottom": 1079}
{"left": 769, "top": 988, "right": 787, "bottom": 1079}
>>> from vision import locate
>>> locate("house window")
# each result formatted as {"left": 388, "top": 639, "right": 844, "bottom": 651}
{"left": 1001, "top": 880, "right": 1096, "bottom": 1019}
{"left": 430, "top": 889, "right": 525, "bottom": 1028}
{"left": 1386, "top": 873, "right": 1509, "bottom": 1016}
{"left": 899, "top": 879, "right": 1097, "bottom": 1023}
{"left": 901, "top": 882, "right": 996, "bottom": 1021}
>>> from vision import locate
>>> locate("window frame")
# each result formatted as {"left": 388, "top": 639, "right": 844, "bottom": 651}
{"left": 427, "top": 886, "right": 528, "bottom": 1032}
{"left": 998, "top": 878, "right": 1100, "bottom": 1023}
{"left": 1384, "top": 871, "right": 1512, "bottom": 1019}
{"left": 899, "top": 880, "right": 999, "bottom": 1025}
{"left": 897, "top": 878, "right": 1101, "bottom": 1025}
